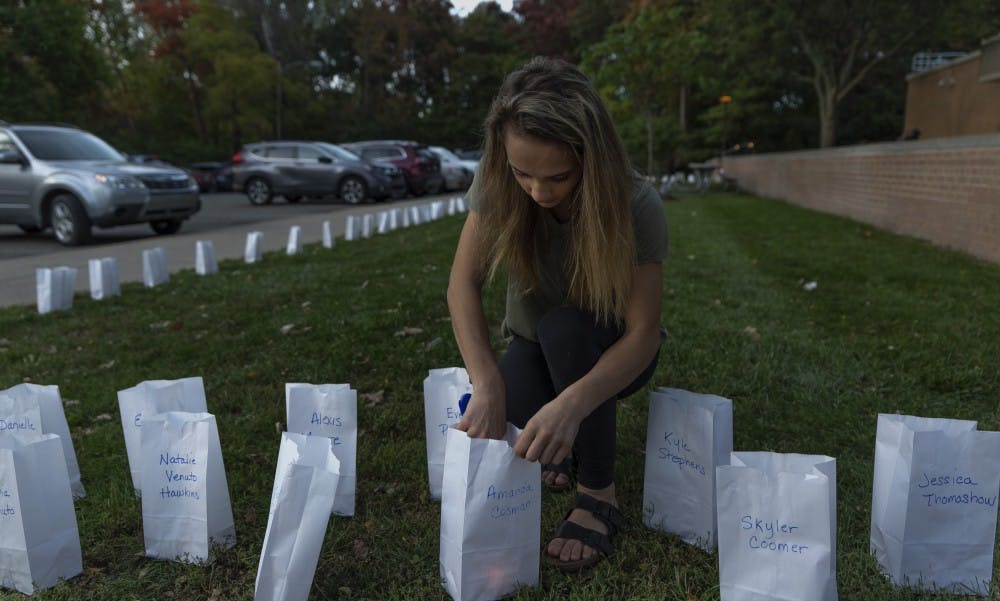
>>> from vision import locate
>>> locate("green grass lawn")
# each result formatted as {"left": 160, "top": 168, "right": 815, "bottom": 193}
{"left": 1, "top": 191, "right": 997, "bottom": 600}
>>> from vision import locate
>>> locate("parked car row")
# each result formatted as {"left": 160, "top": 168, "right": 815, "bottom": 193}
{"left": 0, "top": 119, "right": 481, "bottom": 246}
{"left": 229, "top": 139, "right": 478, "bottom": 206}
{"left": 230, "top": 140, "right": 407, "bottom": 206}
{"left": 0, "top": 122, "right": 201, "bottom": 245}
{"left": 188, "top": 161, "right": 233, "bottom": 193}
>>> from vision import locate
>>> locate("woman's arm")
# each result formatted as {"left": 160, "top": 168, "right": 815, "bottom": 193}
{"left": 513, "top": 262, "right": 663, "bottom": 463}
{"left": 447, "top": 211, "right": 508, "bottom": 439}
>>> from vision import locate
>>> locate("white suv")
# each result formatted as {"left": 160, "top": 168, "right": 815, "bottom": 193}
{"left": 0, "top": 123, "right": 201, "bottom": 245}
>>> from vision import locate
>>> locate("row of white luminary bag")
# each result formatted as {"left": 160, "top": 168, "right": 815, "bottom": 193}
{"left": 0, "top": 377, "right": 348, "bottom": 597}
{"left": 35, "top": 197, "right": 468, "bottom": 314}
{"left": 1, "top": 372, "right": 995, "bottom": 599}
{"left": 638, "top": 388, "right": 1000, "bottom": 599}
{"left": 425, "top": 378, "right": 999, "bottom": 600}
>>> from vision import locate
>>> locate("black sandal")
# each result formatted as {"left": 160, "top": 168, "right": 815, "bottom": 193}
{"left": 546, "top": 492, "right": 622, "bottom": 572}
{"left": 541, "top": 455, "right": 573, "bottom": 492}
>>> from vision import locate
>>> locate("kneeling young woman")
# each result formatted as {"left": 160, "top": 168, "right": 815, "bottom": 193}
{"left": 447, "top": 57, "right": 669, "bottom": 572}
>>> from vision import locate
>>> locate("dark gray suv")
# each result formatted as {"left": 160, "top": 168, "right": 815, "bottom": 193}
{"left": 0, "top": 123, "right": 200, "bottom": 245}
{"left": 231, "top": 141, "right": 406, "bottom": 205}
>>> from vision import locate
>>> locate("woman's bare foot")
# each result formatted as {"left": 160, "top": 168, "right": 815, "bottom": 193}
{"left": 542, "top": 469, "right": 571, "bottom": 489}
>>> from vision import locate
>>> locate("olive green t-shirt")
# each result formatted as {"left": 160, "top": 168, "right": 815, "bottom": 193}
{"left": 466, "top": 177, "right": 669, "bottom": 342}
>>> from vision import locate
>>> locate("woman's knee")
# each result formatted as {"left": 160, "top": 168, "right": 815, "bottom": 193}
{"left": 536, "top": 305, "right": 620, "bottom": 354}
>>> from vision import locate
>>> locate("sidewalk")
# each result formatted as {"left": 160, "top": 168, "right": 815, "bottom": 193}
{"left": 0, "top": 197, "right": 460, "bottom": 310}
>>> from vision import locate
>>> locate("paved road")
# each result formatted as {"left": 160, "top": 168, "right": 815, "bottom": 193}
{"left": 0, "top": 191, "right": 462, "bottom": 309}
{"left": 0, "top": 192, "right": 380, "bottom": 260}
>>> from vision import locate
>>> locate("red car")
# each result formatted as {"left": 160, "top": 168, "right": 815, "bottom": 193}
{"left": 341, "top": 140, "right": 444, "bottom": 196}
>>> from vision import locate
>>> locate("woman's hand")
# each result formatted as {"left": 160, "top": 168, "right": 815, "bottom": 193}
{"left": 513, "top": 395, "right": 583, "bottom": 465}
{"left": 455, "top": 376, "right": 507, "bottom": 439}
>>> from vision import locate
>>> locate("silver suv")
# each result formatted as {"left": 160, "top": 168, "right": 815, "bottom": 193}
{"left": 0, "top": 123, "right": 200, "bottom": 245}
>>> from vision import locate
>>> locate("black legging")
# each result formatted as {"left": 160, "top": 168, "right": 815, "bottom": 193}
{"left": 499, "top": 305, "right": 659, "bottom": 489}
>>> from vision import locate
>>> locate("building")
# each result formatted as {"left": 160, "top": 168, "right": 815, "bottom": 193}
{"left": 903, "top": 34, "right": 1000, "bottom": 139}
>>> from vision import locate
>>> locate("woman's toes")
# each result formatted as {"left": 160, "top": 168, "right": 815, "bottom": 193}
{"left": 547, "top": 537, "right": 565, "bottom": 558}
{"left": 560, "top": 539, "right": 576, "bottom": 561}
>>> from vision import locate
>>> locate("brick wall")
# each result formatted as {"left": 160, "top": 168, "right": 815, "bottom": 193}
{"left": 722, "top": 134, "right": 1000, "bottom": 263}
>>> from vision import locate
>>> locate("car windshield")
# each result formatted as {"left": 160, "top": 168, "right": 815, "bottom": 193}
{"left": 15, "top": 128, "right": 125, "bottom": 161}
{"left": 318, "top": 142, "right": 361, "bottom": 162}
{"left": 432, "top": 146, "right": 460, "bottom": 162}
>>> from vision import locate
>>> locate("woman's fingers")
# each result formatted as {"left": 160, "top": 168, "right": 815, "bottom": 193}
{"left": 512, "top": 426, "right": 535, "bottom": 458}
{"left": 538, "top": 442, "right": 571, "bottom": 467}
{"left": 517, "top": 429, "right": 571, "bottom": 465}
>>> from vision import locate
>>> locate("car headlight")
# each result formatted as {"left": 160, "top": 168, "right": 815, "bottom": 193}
{"left": 94, "top": 173, "right": 146, "bottom": 190}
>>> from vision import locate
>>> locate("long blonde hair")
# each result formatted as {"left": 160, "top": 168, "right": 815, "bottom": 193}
{"left": 476, "top": 57, "right": 637, "bottom": 324}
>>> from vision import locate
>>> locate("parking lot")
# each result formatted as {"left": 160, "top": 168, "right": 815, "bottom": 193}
{"left": 0, "top": 192, "right": 404, "bottom": 260}
{"left": 0, "top": 191, "right": 457, "bottom": 308}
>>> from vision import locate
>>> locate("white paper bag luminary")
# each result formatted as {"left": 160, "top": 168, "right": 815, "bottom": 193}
{"left": 195, "top": 240, "right": 218, "bottom": 275}
{"left": 117, "top": 377, "right": 208, "bottom": 493}
{"left": 344, "top": 215, "right": 357, "bottom": 241}
{"left": 88, "top": 257, "right": 120, "bottom": 300}
{"left": 870, "top": 413, "right": 1000, "bottom": 595}
{"left": 0, "top": 383, "right": 86, "bottom": 498}
{"left": 716, "top": 452, "right": 838, "bottom": 601}
{"left": 423, "top": 368, "right": 473, "bottom": 500}
{"left": 36, "top": 266, "right": 77, "bottom": 314}
{"left": 245, "top": 231, "right": 263, "bottom": 263}
{"left": 322, "top": 220, "right": 334, "bottom": 248}
{"left": 286, "top": 225, "right": 302, "bottom": 255}
{"left": 255, "top": 432, "right": 340, "bottom": 601}
{"left": 142, "top": 247, "right": 169, "bottom": 288}
{"left": 140, "top": 411, "right": 236, "bottom": 563}
{"left": 440, "top": 424, "right": 541, "bottom": 601}
{"left": 285, "top": 383, "right": 357, "bottom": 516}
{"left": 0, "top": 435, "right": 83, "bottom": 595}
{"left": 642, "top": 387, "right": 732, "bottom": 551}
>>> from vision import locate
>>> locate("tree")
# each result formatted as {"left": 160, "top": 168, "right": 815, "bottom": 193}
{"left": 182, "top": 3, "right": 276, "bottom": 154}
{"left": 583, "top": 4, "right": 710, "bottom": 172}
{"left": 514, "top": 0, "right": 578, "bottom": 61}
{"left": 429, "top": 2, "right": 527, "bottom": 148}
{"left": 709, "top": 0, "right": 984, "bottom": 147}
{"left": 0, "top": 0, "right": 107, "bottom": 122}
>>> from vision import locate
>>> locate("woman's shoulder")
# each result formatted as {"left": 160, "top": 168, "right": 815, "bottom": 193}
{"left": 628, "top": 174, "right": 662, "bottom": 211}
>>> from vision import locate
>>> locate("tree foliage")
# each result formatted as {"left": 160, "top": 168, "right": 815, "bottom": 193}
{"left": 0, "top": 0, "right": 106, "bottom": 123}
{"left": 0, "top": 0, "right": 993, "bottom": 167}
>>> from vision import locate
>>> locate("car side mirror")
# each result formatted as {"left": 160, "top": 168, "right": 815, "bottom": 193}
{"left": 318, "top": 156, "right": 333, "bottom": 164}
{"left": 0, "top": 149, "right": 24, "bottom": 165}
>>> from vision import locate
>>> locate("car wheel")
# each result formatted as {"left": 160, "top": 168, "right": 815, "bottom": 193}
{"left": 18, "top": 224, "right": 42, "bottom": 233}
{"left": 284, "top": 195, "right": 302, "bottom": 203}
{"left": 150, "top": 219, "right": 183, "bottom": 235}
{"left": 338, "top": 176, "right": 367, "bottom": 204}
{"left": 50, "top": 193, "right": 91, "bottom": 246}
{"left": 246, "top": 177, "right": 273, "bottom": 205}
